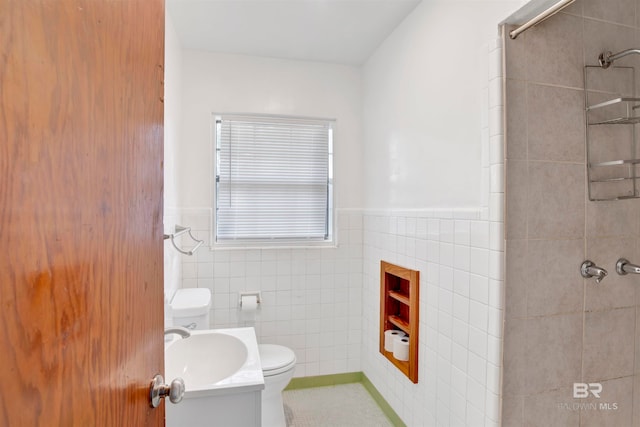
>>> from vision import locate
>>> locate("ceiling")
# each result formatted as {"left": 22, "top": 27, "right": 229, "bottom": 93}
{"left": 167, "top": 0, "right": 422, "bottom": 65}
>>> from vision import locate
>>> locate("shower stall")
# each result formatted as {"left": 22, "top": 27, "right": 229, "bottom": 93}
{"left": 502, "top": 0, "right": 640, "bottom": 425}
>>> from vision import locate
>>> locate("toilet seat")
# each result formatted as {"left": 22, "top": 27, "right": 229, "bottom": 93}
{"left": 259, "top": 344, "right": 296, "bottom": 377}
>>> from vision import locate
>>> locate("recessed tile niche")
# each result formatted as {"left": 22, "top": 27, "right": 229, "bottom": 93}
{"left": 379, "top": 261, "right": 419, "bottom": 383}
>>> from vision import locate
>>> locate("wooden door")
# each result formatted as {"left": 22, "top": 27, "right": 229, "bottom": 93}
{"left": 0, "top": 1, "right": 165, "bottom": 425}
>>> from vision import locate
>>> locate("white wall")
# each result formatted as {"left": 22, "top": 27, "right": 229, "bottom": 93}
{"left": 176, "top": 51, "right": 365, "bottom": 377}
{"left": 178, "top": 51, "right": 363, "bottom": 210}
{"left": 363, "top": 0, "right": 521, "bottom": 209}
{"left": 167, "top": 1, "right": 525, "bottom": 424}
{"left": 163, "top": 13, "right": 183, "bottom": 301}
{"left": 360, "top": 1, "right": 520, "bottom": 426}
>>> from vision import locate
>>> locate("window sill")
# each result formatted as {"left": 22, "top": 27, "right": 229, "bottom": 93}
{"left": 210, "top": 241, "right": 337, "bottom": 251}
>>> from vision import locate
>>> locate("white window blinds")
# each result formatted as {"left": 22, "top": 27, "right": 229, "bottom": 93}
{"left": 214, "top": 114, "right": 333, "bottom": 244}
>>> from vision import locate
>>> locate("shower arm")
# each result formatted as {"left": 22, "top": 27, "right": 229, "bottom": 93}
{"left": 599, "top": 49, "right": 640, "bottom": 69}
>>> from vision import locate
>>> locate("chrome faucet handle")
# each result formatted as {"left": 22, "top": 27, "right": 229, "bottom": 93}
{"left": 164, "top": 326, "right": 191, "bottom": 338}
{"left": 616, "top": 258, "right": 640, "bottom": 275}
{"left": 182, "top": 322, "right": 197, "bottom": 330}
{"left": 581, "top": 260, "right": 608, "bottom": 284}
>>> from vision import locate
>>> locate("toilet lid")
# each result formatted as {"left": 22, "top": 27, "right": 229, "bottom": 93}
{"left": 259, "top": 344, "right": 296, "bottom": 375}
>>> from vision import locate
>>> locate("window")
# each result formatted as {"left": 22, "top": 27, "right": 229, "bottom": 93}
{"left": 213, "top": 114, "right": 334, "bottom": 246}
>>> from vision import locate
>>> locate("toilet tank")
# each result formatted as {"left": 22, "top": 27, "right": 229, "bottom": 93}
{"left": 170, "top": 288, "right": 211, "bottom": 330}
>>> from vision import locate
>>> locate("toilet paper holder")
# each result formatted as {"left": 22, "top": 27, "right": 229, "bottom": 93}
{"left": 238, "top": 291, "right": 262, "bottom": 306}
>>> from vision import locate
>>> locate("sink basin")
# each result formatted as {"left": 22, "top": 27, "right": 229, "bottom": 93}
{"left": 166, "top": 332, "right": 247, "bottom": 387}
{"left": 165, "top": 327, "right": 264, "bottom": 398}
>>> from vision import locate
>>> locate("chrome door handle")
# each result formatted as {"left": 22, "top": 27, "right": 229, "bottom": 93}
{"left": 149, "top": 374, "right": 185, "bottom": 408}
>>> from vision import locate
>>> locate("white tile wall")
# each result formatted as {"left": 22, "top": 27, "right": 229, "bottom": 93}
{"left": 362, "top": 207, "right": 502, "bottom": 427}
{"left": 487, "top": 37, "right": 505, "bottom": 427}
{"left": 166, "top": 38, "right": 506, "bottom": 427}
{"left": 360, "top": 40, "right": 505, "bottom": 427}
{"left": 175, "top": 208, "right": 364, "bottom": 378}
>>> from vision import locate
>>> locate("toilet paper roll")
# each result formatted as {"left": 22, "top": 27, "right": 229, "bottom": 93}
{"left": 384, "top": 329, "right": 407, "bottom": 352}
{"left": 239, "top": 295, "right": 259, "bottom": 322}
{"left": 240, "top": 295, "right": 258, "bottom": 311}
{"left": 393, "top": 336, "right": 410, "bottom": 361}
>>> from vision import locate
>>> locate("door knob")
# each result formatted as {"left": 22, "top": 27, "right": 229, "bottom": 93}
{"left": 149, "top": 374, "right": 185, "bottom": 408}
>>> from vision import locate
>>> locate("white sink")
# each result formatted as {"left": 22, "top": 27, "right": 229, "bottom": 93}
{"left": 165, "top": 327, "right": 264, "bottom": 398}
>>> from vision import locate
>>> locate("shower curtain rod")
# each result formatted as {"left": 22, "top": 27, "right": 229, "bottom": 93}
{"left": 509, "top": 0, "right": 575, "bottom": 39}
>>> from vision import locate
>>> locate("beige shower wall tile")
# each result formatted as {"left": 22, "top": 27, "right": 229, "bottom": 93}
{"left": 504, "top": 25, "right": 527, "bottom": 81}
{"left": 579, "top": 376, "right": 634, "bottom": 427}
{"left": 633, "top": 375, "right": 640, "bottom": 426}
{"left": 585, "top": 68, "right": 634, "bottom": 100}
{"left": 584, "top": 18, "right": 637, "bottom": 69}
{"left": 587, "top": 125, "right": 633, "bottom": 165}
{"left": 527, "top": 239, "right": 584, "bottom": 316}
{"left": 527, "top": 84, "right": 585, "bottom": 163}
{"left": 583, "top": 307, "right": 635, "bottom": 382}
{"left": 506, "top": 160, "right": 527, "bottom": 240}
{"left": 561, "top": 3, "right": 582, "bottom": 17}
{"left": 585, "top": 237, "right": 638, "bottom": 311}
{"left": 636, "top": 308, "right": 640, "bottom": 374}
{"left": 502, "top": 393, "right": 524, "bottom": 427}
{"left": 586, "top": 200, "right": 640, "bottom": 238}
{"left": 589, "top": 180, "right": 636, "bottom": 202}
{"left": 503, "top": 317, "right": 527, "bottom": 395}
{"left": 525, "top": 313, "right": 583, "bottom": 394}
{"left": 528, "top": 162, "right": 585, "bottom": 240}
{"left": 525, "top": 12, "right": 583, "bottom": 88}
{"left": 523, "top": 387, "right": 579, "bottom": 427}
{"left": 584, "top": 0, "right": 635, "bottom": 27}
{"left": 560, "top": 0, "right": 582, "bottom": 16}
{"left": 505, "top": 239, "right": 527, "bottom": 319}
{"left": 505, "top": 79, "right": 527, "bottom": 160}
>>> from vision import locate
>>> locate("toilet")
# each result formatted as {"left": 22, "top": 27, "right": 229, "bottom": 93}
{"left": 169, "top": 287, "right": 211, "bottom": 330}
{"left": 170, "top": 288, "right": 297, "bottom": 427}
{"left": 258, "top": 344, "right": 296, "bottom": 427}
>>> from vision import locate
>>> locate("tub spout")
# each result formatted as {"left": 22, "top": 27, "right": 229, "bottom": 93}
{"left": 616, "top": 258, "right": 640, "bottom": 275}
{"left": 164, "top": 326, "right": 191, "bottom": 339}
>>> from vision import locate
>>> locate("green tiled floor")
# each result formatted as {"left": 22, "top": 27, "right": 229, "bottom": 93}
{"left": 283, "top": 383, "right": 394, "bottom": 427}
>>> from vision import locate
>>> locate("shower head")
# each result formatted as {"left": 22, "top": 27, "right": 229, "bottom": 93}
{"left": 598, "top": 51, "right": 613, "bottom": 69}
{"left": 598, "top": 48, "right": 640, "bottom": 69}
